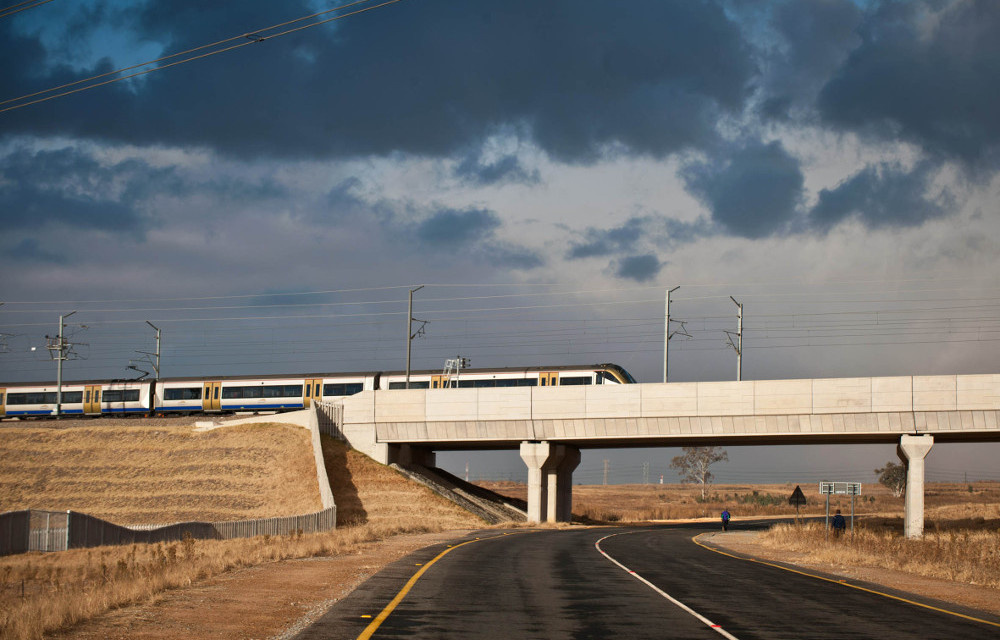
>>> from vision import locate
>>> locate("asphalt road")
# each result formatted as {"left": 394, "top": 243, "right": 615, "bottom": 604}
{"left": 297, "top": 523, "right": 1000, "bottom": 639}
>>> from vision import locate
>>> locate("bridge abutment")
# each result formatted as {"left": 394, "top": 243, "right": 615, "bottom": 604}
{"left": 897, "top": 434, "right": 934, "bottom": 539}
{"left": 387, "top": 443, "right": 437, "bottom": 468}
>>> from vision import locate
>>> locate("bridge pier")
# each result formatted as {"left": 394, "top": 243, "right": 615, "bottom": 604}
{"left": 520, "top": 441, "right": 578, "bottom": 523}
{"left": 555, "top": 446, "right": 580, "bottom": 523}
{"left": 897, "top": 434, "right": 933, "bottom": 539}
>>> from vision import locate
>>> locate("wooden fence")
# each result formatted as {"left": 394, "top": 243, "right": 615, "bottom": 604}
{"left": 0, "top": 506, "right": 336, "bottom": 556}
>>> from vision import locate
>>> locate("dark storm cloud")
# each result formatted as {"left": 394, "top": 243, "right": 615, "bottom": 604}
{"left": 817, "top": 0, "right": 1000, "bottom": 165}
{"left": 761, "top": 0, "right": 862, "bottom": 119}
{"left": 1, "top": 0, "right": 756, "bottom": 162}
{"left": 614, "top": 254, "right": 662, "bottom": 282}
{"left": 680, "top": 140, "right": 804, "bottom": 238}
{"left": 568, "top": 217, "right": 647, "bottom": 259}
{"left": 416, "top": 208, "right": 501, "bottom": 246}
{"left": 0, "top": 147, "right": 149, "bottom": 235}
{"left": 413, "top": 206, "right": 543, "bottom": 270}
{"left": 809, "top": 161, "right": 947, "bottom": 230}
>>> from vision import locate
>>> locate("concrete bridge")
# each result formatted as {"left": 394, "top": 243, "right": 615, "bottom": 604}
{"left": 334, "top": 374, "right": 1000, "bottom": 537}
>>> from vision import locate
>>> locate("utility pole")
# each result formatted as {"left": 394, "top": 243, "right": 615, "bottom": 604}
{"left": 603, "top": 459, "right": 609, "bottom": 485}
{"left": 725, "top": 296, "right": 743, "bottom": 381}
{"left": 131, "top": 321, "right": 161, "bottom": 379}
{"left": 50, "top": 311, "right": 76, "bottom": 418}
{"left": 663, "top": 286, "right": 681, "bottom": 383}
{"left": 405, "top": 285, "right": 427, "bottom": 389}
{"left": 147, "top": 321, "right": 161, "bottom": 379}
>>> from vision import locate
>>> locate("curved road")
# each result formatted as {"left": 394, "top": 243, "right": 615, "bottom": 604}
{"left": 297, "top": 523, "right": 1000, "bottom": 639}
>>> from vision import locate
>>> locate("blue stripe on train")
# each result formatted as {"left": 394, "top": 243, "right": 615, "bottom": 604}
{"left": 153, "top": 404, "right": 306, "bottom": 411}
{"left": 4, "top": 409, "right": 84, "bottom": 415}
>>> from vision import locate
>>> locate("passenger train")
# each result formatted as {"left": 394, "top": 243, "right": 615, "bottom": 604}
{"left": 0, "top": 364, "right": 635, "bottom": 418}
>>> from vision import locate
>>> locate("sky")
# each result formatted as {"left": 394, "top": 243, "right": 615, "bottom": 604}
{"left": 1, "top": 0, "right": 999, "bottom": 486}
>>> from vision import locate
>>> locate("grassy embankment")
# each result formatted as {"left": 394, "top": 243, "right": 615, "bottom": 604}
{"left": 0, "top": 424, "right": 480, "bottom": 640}
{"left": 759, "top": 518, "right": 1000, "bottom": 589}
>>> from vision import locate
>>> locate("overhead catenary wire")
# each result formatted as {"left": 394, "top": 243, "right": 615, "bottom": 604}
{"left": 0, "top": 0, "right": 54, "bottom": 19}
{"left": 0, "top": 0, "right": 408, "bottom": 114}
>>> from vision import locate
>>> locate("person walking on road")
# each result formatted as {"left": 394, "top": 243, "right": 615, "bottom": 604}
{"left": 721, "top": 508, "right": 731, "bottom": 532}
{"left": 832, "top": 509, "right": 846, "bottom": 537}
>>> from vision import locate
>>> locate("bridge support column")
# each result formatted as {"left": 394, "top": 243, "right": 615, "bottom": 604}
{"left": 545, "top": 446, "right": 566, "bottom": 523}
{"left": 556, "top": 446, "right": 580, "bottom": 523}
{"left": 520, "top": 441, "right": 561, "bottom": 523}
{"left": 897, "top": 434, "right": 933, "bottom": 539}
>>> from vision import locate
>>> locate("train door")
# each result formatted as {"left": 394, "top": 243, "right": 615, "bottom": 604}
{"left": 202, "top": 381, "right": 221, "bottom": 411}
{"left": 431, "top": 375, "right": 446, "bottom": 389}
{"left": 303, "top": 379, "right": 322, "bottom": 407}
{"left": 0, "top": 388, "right": 5, "bottom": 417}
{"left": 538, "top": 372, "right": 559, "bottom": 387}
{"left": 84, "top": 385, "right": 102, "bottom": 415}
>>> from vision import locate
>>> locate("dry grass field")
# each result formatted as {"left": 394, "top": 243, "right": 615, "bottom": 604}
{"left": 0, "top": 424, "right": 481, "bottom": 640}
{"left": 759, "top": 520, "right": 1000, "bottom": 589}
{"left": 0, "top": 423, "right": 322, "bottom": 524}
{"left": 480, "top": 480, "right": 1000, "bottom": 525}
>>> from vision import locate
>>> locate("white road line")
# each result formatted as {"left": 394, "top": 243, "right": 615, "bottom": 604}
{"left": 595, "top": 532, "right": 740, "bottom": 640}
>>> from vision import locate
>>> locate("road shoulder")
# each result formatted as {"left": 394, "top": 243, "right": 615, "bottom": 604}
{"left": 705, "top": 529, "right": 1000, "bottom": 621}
{"left": 48, "top": 530, "right": 477, "bottom": 640}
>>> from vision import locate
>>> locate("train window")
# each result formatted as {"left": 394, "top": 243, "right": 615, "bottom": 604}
{"left": 9, "top": 391, "right": 85, "bottom": 404}
{"left": 262, "top": 385, "right": 303, "bottom": 398}
{"left": 10, "top": 391, "right": 87, "bottom": 404}
{"left": 323, "top": 383, "right": 363, "bottom": 396}
{"left": 473, "top": 379, "right": 497, "bottom": 388}
{"left": 222, "top": 387, "right": 243, "bottom": 399}
{"left": 102, "top": 390, "right": 140, "bottom": 403}
{"left": 559, "top": 376, "right": 592, "bottom": 386}
{"left": 387, "top": 381, "right": 430, "bottom": 389}
{"left": 516, "top": 378, "right": 538, "bottom": 387}
{"left": 165, "top": 388, "right": 202, "bottom": 400}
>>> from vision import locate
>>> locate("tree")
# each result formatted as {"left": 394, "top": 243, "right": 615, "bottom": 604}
{"left": 670, "top": 446, "right": 728, "bottom": 500}
{"left": 875, "top": 461, "right": 906, "bottom": 498}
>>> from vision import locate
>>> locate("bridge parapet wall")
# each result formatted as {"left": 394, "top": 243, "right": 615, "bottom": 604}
{"left": 338, "top": 375, "right": 1000, "bottom": 458}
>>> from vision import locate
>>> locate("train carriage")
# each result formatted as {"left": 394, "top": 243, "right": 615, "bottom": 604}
{"left": 99, "top": 381, "right": 151, "bottom": 415}
{"left": 2, "top": 384, "right": 88, "bottom": 416}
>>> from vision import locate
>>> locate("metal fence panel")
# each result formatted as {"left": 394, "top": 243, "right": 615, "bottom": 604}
{"left": 4, "top": 506, "right": 336, "bottom": 556}
{"left": 0, "top": 511, "right": 31, "bottom": 556}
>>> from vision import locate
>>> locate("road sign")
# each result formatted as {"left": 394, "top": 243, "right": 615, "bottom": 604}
{"left": 819, "top": 481, "right": 861, "bottom": 538}
{"left": 819, "top": 481, "right": 862, "bottom": 495}
{"left": 788, "top": 485, "right": 807, "bottom": 506}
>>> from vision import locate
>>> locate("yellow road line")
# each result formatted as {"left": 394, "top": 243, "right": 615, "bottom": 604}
{"left": 356, "top": 531, "right": 528, "bottom": 639}
{"left": 692, "top": 532, "right": 1000, "bottom": 629}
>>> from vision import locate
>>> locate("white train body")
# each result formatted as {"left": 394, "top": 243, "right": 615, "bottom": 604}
{"left": 0, "top": 364, "right": 633, "bottom": 418}
{"left": 1, "top": 381, "right": 151, "bottom": 417}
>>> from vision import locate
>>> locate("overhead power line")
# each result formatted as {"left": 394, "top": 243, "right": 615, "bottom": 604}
{"left": 0, "top": 0, "right": 54, "bottom": 20}
{"left": 0, "top": 0, "right": 407, "bottom": 114}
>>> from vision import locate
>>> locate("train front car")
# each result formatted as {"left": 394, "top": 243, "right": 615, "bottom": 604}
{"left": 376, "top": 364, "right": 636, "bottom": 389}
